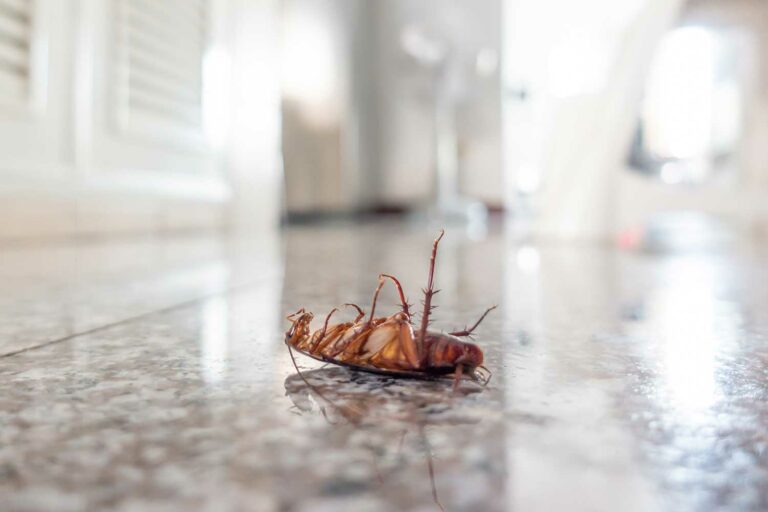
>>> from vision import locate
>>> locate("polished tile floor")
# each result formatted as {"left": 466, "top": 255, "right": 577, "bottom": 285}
{"left": 1, "top": 223, "right": 768, "bottom": 511}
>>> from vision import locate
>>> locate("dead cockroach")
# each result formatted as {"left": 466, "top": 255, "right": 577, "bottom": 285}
{"left": 285, "top": 230, "right": 496, "bottom": 390}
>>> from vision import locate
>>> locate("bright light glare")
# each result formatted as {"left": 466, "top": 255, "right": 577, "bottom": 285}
{"left": 646, "top": 258, "right": 736, "bottom": 413}
{"left": 548, "top": 31, "right": 611, "bottom": 98}
{"left": 644, "top": 27, "right": 716, "bottom": 159}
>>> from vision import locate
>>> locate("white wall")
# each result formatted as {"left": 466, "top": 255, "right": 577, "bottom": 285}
{"left": 0, "top": 0, "right": 281, "bottom": 241}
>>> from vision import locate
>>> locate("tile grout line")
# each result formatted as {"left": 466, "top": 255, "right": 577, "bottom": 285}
{"left": 0, "top": 276, "right": 279, "bottom": 359}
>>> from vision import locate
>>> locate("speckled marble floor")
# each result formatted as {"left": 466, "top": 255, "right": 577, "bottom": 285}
{"left": 2, "top": 223, "right": 768, "bottom": 511}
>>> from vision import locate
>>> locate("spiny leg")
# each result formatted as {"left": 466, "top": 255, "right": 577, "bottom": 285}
{"left": 380, "top": 274, "right": 411, "bottom": 318}
{"left": 368, "top": 274, "right": 411, "bottom": 324}
{"left": 417, "top": 230, "right": 445, "bottom": 361}
{"left": 449, "top": 305, "right": 498, "bottom": 337}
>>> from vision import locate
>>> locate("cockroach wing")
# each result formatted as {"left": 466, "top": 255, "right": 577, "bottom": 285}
{"left": 359, "top": 318, "right": 421, "bottom": 371}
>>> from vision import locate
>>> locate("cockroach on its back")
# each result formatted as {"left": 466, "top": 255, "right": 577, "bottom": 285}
{"left": 285, "top": 230, "right": 496, "bottom": 389}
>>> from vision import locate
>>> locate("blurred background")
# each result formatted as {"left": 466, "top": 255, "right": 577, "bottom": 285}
{"left": 5, "top": 2, "right": 768, "bottom": 510}
{"left": 0, "top": 0, "right": 764, "bottom": 245}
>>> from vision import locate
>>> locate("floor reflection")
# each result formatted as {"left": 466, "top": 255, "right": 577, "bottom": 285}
{"left": 284, "top": 367, "right": 484, "bottom": 424}
{"left": 201, "top": 296, "right": 229, "bottom": 384}
{"left": 650, "top": 256, "right": 736, "bottom": 412}
{"left": 619, "top": 252, "right": 761, "bottom": 510}
{"left": 284, "top": 367, "right": 490, "bottom": 511}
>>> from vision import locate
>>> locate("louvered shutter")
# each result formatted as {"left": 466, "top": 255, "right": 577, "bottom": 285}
{"left": 115, "top": 0, "right": 207, "bottom": 141}
{"left": 0, "top": 0, "right": 32, "bottom": 106}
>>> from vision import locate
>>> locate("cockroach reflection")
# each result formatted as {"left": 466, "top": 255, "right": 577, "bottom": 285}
{"left": 285, "top": 230, "right": 495, "bottom": 389}
{"left": 284, "top": 368, "right": 483, "bottom": 511}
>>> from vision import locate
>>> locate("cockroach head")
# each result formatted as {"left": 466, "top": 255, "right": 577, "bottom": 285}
{"left": 462, "top": 342, "right": 484, "bottom": 370}
{"left": 461, "top": 344, "right": 492, "bottom": 386}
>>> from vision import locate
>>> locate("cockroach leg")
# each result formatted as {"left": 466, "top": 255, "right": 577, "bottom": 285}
{"left": 312, "top": 303, "right": 366, "bottom": 355}
{"left": 341, "top": 303, "right": 365, "bottom": 322}
{"left": 380, "top": 274, "right": 411, "bottom": 318}
{"left": 368, "top": 276, "right": 387, "bottom": 325}
{"left": 285, "top": 308, "right": 305, "bottom": 321}
{"left": 417, "top": 230, "right": 445, "bottom": 360}
{"left": 326, "top": 325, "right": 371, "bottom": 359}
{"left": 449, "top": 305, "right": 498, "bottom": 337}
{"left": 310, "top": 308, "right": 339, "bottom": 351}
{"left": 451, "top": 363, "right": 464, "bottom": 393}
{"left": 368, "top": 273, "right": 412, "bottom": 325}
